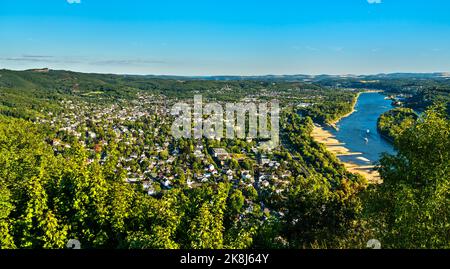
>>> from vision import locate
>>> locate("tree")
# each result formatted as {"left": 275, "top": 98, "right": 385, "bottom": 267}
{"left": 228, "top": 189, "right": 245, "bottom": 218}
{"left": 159, "top": 150, "right": 169, "bottom": 160}
{"left": 0, "top": 185, "right": 15, "bottom": 249}
{"left": 127, "top": 191, "right": 185, "bottom": 249}
{"left": 191, "top": 183, "right": 229, "bottom": 249}
{"left": 188, "top": 203, "right": 223, "bottom": 249}
{"left": 367, "top": 103, "right": 450, "bottom": 248}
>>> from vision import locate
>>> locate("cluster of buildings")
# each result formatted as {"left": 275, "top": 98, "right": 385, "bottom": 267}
{"left": 37, "top": 92, "right": 299, "bottom": 220}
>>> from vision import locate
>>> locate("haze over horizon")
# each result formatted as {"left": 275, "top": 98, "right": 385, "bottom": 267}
{"left": 3, "top": 67, "right": 450, "bottom": 78}
{"left": 1, "top": 0, "right": 450, "bottom": 76}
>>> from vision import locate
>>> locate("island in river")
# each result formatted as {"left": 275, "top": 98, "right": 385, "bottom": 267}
{"left": 311, "top": 91, "right": 395, "bottom": 183}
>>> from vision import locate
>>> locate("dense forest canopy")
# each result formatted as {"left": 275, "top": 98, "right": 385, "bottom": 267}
{"left": 377, "top": 108, "right": 418, "bottom": 142}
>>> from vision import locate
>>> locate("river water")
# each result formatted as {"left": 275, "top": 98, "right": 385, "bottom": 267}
{"left": 330, "top": 92, "right": 395, "bottom": 165}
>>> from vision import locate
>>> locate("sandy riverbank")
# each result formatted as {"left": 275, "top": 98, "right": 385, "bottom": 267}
{"left": 311, "top": 91, "right": 383, "bottom": 184}
{"left": 311, "top": 126, "right": 381, "bottom": 183}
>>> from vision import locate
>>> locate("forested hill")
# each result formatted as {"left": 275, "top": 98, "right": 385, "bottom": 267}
{"left": 0, "top": 68, "right": 325, "bottom": 98}
{"left": 0, "top": 68, "right": 344, "bottom": 119}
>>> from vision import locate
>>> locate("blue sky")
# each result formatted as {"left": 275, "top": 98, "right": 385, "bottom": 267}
{"left": 1, "top": 0, "right": 450, "bottom": 75}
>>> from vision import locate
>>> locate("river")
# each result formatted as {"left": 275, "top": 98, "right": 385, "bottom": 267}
{"left": 331, "top": 92, "right": 395, "bottom": 166}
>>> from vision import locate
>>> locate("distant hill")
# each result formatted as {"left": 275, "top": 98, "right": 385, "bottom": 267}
{"left": 2, "top": 68, "right": 449, "bottom": 82}
{"left": 139, "top": 72, "right": 450, "bottom": 82}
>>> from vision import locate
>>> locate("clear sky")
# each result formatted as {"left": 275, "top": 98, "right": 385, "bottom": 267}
{"left": 1, "top": 0, "right": 450, "bottom": 76}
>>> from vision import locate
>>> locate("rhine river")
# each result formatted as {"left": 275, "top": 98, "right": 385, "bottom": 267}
{"left": 331, "top": 92, "right": 395, "bottom": 166}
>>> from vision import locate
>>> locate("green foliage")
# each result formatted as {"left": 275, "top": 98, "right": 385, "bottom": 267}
{"left": 377, "top": 108, "right": 418, "bottom": 142}
{"left": 299, "top": 92, "right": 357, "bottom": 124}
{"left": 0, "top": 184, "right": 15, "bottom": 249}
{"left": 366, "top": 103, "right": 450, "bottom": 248}
{"left": 0, "top": 116, "right": 257, "bottom": 249}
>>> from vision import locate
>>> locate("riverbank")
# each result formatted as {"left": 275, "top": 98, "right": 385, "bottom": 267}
{"left": 329, "top": 92, "right": 361, "bottom": 126}
{"left": 311, "top": 91, "right": 384, "bottom": 184}
{"left": 311, "top": 125, "right": 382, "bottom": 184}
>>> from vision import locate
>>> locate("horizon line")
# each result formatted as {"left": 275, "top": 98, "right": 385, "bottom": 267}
{"left": 2, "top": 67, "right": 450, "bottom": 78}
